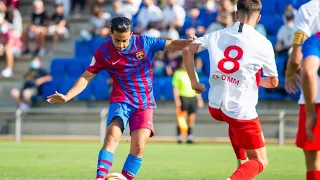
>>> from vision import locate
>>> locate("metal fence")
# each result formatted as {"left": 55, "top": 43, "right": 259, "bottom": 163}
{"left": 0, "top": 108, "right": 299, "bottom": 146}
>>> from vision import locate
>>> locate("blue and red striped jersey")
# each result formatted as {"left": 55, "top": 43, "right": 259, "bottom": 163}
{"left": 87, "top": 35, "right": 166, "bottom": 109}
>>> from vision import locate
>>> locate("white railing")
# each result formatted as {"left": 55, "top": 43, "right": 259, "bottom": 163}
{"left": 0, "top": 108, "right": 298, "bottom": 146}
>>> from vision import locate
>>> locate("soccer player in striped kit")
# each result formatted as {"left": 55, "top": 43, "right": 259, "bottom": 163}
{"left": 47, "top": 17, "right": 196, "bottom": 180}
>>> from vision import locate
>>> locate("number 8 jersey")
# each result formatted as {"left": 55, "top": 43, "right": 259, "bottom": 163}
{"left": 193, "top": 22, "right": 278, "bottom": 120}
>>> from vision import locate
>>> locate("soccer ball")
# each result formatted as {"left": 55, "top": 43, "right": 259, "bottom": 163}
{"left": 106, "top": 173, "right": 127, "bottom": 180}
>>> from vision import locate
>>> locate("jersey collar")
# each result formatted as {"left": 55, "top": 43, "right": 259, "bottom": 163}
{"left": 233, "top": 22, "right": 255, "bottom": 33}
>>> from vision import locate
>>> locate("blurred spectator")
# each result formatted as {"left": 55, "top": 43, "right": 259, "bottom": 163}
{"left": 165, "top": 51, "right": 181, "bottom": 76}
{"left": 121, "top": 0, "right": 141, "bottom": 17}
{"left": 90, "top": 4, "right": 111, "bottom": 37}
{"left": 197, "top": 0, "right": 218, "bottom": 28}
{"left": 70, "top": 0, "right": 85, "bottom": 18}
{"left": 275, "top": 4, "right": 295, "bottom": 55}
{"left": 142, "top": 21, "right": 161, "bottom": 37}
{"left": 196, "top": 0, "right": 209, "bottom": 9}
{"left": 195, "top": 56, "right": 204, "bottom": 77}
{"left": 183, "top": 8, "right": 206, "bottom": 36}
{"left": 0, "top": 12, "right": 22, "bottom": 78}
{"left": 10, "top": 57, "right": 52, "bottom": 111}
{"left": 206, "top": 11, "right": 233, "bottom": 33}
{"left": 152, "top": 51, "right": 166, "bottom": 76}
{"left": 48, "top": 4, "right": 69, "bottom": 44}
{"left": 1, "top": 0, "right": 19, "bottom": 9}
{"left": 136, "top": 0, "right": 163, "bottom": 33}
{"left": 110, "top": 0, "right": 132, "bottom": 19}
{"left": 0, "top": 1, "right": 22, "bottom": 37}
{"left": 21, "top": 0, "right": 49, "bottom": 57}
{"left": 55, "top": 0, "right": 71, "bottom": 17}
{"left": 162, "top": 0, "right": 186, "bottom": 30}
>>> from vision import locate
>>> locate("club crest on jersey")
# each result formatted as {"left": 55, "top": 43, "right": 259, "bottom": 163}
{"left": 135, "top": 51, "right": 144, "bottom": 60}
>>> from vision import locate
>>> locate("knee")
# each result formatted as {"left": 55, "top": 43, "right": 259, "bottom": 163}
{"left": 103, "top": 132, "right": 120, "bottom": 149}
{"left": 131, "top": 142, "right": 146, "bottom": 157}
{"left": 22, "top": 90, "right": 32, "bottom": 101}
{"left": 11, "top": 88, "right": 20, "bottom": 99}
{"left": 257, "top": 157, "right": 268, "bottom": 169}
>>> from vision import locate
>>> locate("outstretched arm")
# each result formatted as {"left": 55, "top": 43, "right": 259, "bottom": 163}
{"left": 164, "top": 35, "right": 196, "bottom": 51}
{"left": 47, "top": 71, "right": 96, "bottom": 103}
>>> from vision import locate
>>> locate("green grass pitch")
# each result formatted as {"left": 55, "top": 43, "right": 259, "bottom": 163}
{"left": 0, "top": 141, "right": 305, "bottom": 180}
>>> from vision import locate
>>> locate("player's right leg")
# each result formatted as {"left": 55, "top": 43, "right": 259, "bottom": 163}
{"left": 96, "top": 103, "right": 133, "bottom": 180}
{"left": 296, "top": 105, "right": 320, "bottom": 180}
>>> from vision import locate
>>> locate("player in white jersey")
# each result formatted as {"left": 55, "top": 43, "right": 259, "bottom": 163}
{"left": 182, "top": 0, "right": 278, "bottom": 179}
{"left": 285, "top": 1, "right": 320, "bottom": 179}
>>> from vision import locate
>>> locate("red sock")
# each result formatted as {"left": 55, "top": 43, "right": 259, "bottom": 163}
{"left": 229, "top": 126, "right": 247, "bottom": 160}
{"left": 229, "top": 158, "right": 263, "bottom": 180}
{"left": 307, "top": 171, "right": 320, "bottom": 180}
{"left": 122, "top": 170, "right": 135, "bottom": 180}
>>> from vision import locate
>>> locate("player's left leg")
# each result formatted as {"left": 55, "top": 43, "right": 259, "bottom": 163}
{"left": 121, "top": 108, "right": 154, "bottom": 180}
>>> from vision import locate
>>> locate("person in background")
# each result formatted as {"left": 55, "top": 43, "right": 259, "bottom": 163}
{"left": 10, "top": 56, "right": 52, "bottom": 111}
{"left": 48, "top": 4, "right": 69, "bottom": 44}
{"left": 173, "top": 57, "right": 204, "bottom": 143}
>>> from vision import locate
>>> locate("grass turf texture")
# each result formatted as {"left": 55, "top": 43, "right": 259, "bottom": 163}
{"left": 0, "top": 141, "right": 305, "bottom": 180}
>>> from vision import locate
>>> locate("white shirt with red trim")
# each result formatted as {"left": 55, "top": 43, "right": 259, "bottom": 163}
{"left": 193, "top": 22, "right": 278, "bottom": 120}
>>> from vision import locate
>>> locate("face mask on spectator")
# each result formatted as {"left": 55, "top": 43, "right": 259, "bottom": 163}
{"left": 287, "top": 22, "right": 294, "bottom": 28}
{"left": 206, "top": 1, "right": 216, "bottom": 11}
{"left": 30, "top": 60, "right": 41, "bottom": 70}
{"left": 0, "top": 24, "right": 8, "bottom": 33}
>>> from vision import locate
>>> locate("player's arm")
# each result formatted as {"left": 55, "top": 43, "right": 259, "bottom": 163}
{"left": 261, "top": 42, "right": 279, "bottom": 88}
{"left": 164, "top": 35, "right": 196, "bottom": 51}
{"left": 182, "top": 43, "right": 200, "bottom": 86}
{"left": 260, "top": 76, "right": 279, "bottom": 88}
{"left": 47, "top": 71, "right": 96, "bottom": 103}
{"left": 302, "top": 56, "right": 319, "bottom": 116}
{"left": 285, "top": 31, "right": 308, "bottom": 77}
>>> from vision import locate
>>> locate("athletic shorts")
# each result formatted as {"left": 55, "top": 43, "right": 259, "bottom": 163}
{"left": 208, "top": 106, "right": 265, "bottom": 149}
{"left": 180, "top": 96, "right": 198, "bottom": 114}
{"left": 302, "top": 32, "right": 320, "bottom": 60}
{"left": 296, "top": 105, "right": 320, "bottom": 150}
{"left": 107, "top": 102, "right": 154, "bottom": 137}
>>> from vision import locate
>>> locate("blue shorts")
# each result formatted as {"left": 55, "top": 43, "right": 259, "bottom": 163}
{"left": 302, "top": 33, "right": 320, "bottom": 59}
{"left": 106, "top": 102, "right": 155, "bottom": 136}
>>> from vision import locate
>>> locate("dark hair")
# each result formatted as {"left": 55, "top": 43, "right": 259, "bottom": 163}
{"left": 110, "top": 17, "right": 133, "bottom": 33}
{"left": 237, "top": 0, "right": 262, "bottom": 15}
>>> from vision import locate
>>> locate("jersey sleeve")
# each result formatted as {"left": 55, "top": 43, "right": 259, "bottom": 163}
{"left": 295, "top": 5, "right": 311, "bottom": 37}
{"left": 143, "top": 36, "right": 166, "bottom": 53}
{"left": 86, "top": 48, "right": 106, "bottom": 74}
{"left": 262, "top": 41, "right": 278, "bottom": 77}
{"left": 193, "top": 34, "right": 209, "bottom": 52}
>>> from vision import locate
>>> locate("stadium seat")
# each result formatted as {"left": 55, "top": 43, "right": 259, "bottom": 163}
{"left": 59, "top": 78, "right": 77, "bottom": 95}
{"left": 275, "top": 55, "right": 287, "bottom": 80}
{"left": 75, "top": 41, "right": 91, "bottom": 58}
{"left": 295, "top": 0, "right": 309, "bottom": 9}
{"left": 261, "top": 0, "right": 277, "bottom": 14}
{"left": 65, "top": 60, "right": 85, "bottom": 78}
{"left": 259, "top": 87, "right": 286, "bottom": 100}
{"left": 161, "top": 77, "right": 174, "bottom": 100}
{"left": 153, "top": 78, "right": 161, "bottom": 100}
{"left": 199, "top": 77, "right": 209, "bottom": 101}
{"left": 90, "top": 37, "right": 109, "bottom": 54}
{"left": 96, "top": 70, "right": 109, "bottom": 80}
{"left": 40, "top": 80, "right": 59, "bottom": 99}
{"left": 267, "top": 35, "right": 277, "bottom": 47}
{"left": 91, "top": 78, "right": 110, "bottom": 100}
{"left": 77, "top": 83, "right": 92, "bottom": 101}
{"left": 260, "top": 14, "right": 283, "bottom": 35}
{"left": 276, "top": 0, "right": 295, "bottom": 14}
{"left": 50, "top": 58, "right": 69, "bottom": 80}
{"left": 197, "top": 50, "right": 210, "bottom": 76}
